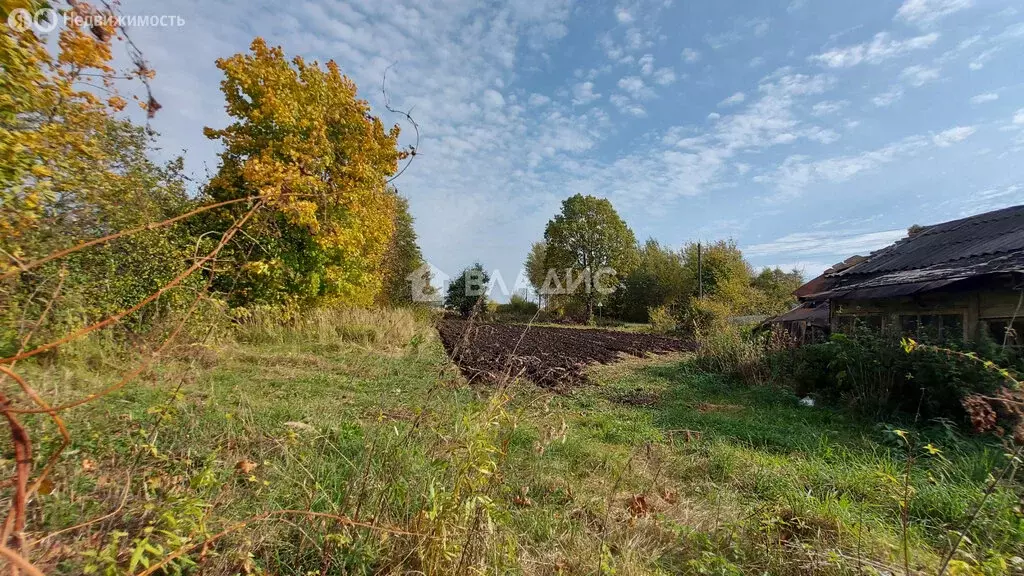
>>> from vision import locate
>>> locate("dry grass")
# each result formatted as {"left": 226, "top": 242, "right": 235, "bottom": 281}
{"left": 235, "top": 306, "right": 428, "bottom": 350}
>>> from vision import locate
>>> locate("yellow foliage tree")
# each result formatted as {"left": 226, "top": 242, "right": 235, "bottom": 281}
{"left": 0, "top": 1, "right": 156, "bottom": 266}
{"left": 204, "top": 38, "right": 407, "bottom": 307}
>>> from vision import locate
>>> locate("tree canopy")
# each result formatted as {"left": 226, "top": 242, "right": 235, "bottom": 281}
{"left": 445, "top": 263, "right": 490, "bottom": 317}
{"left": 543, "top": 194, "right": 637, "bottom": 321}
{"left": 203, "top": 38, "right": 408, "bottom": 307}
{"left": 523, "top": 241, "right": 547, "bottom": 306}
{"left": 527, "top": 196, "right": 804, "bottom": 327}
{"left": 378, "top": 192, "right": 429, "bottom": 307}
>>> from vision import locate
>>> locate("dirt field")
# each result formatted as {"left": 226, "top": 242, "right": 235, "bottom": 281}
{"left": 437, "top": 319, "right": 692, "bottom": 387}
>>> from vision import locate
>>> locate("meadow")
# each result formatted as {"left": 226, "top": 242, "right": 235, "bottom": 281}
{"left": 13, "top": 309, "right": 1020, "bottom": 575}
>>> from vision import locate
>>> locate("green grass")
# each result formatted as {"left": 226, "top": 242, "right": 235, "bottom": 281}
{"left": 570, "top": 359, "right": 1022, "bottom": 572}
{"left": 8, "top": 311, "right": 1023, "bottom": 575}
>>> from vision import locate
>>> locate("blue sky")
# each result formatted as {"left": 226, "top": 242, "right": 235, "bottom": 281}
{"left": 119, "top": 0, "right": 1024, "bottom": 294}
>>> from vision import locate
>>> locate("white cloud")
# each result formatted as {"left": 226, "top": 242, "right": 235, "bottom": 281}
{"left": 787, "top": 0, "right": 808, "bottom": 12}
{"left": 896, "top": 0, "right": 973, "bottom": 27}
{"left": 970, "top": 92, "right": 998, "bottom": 104}
{"left": 749, "top": 56, "right": 765, "bottom": 67}
{"left": 638, "top": 53, "right": 655, "bottom": 75}
{"left": 617, "top": 75, "right": 651, "bottom": 99}
{"left": 610, "top": 94, "right": 646, "bottom": 117}
{"left": 872, "top": 86, "right": 904, "bottom": 107}
{"left": 701, "top": 18, "right": 771, "bottom": 51}
{"left": 1014, "top": 109, "right": 1024, "bottom": 125}
{"left": 718, "top": 91, "right": 746, "bottom": 107}
{"left": 615, "top": 5, "right": 634, "bottom": 23}
{"left": 652, "top": 67, "right": 677, "bottom": 85}
{"left": 968, "top": 47, "right": 1000, "bottom": 70}
{"left": 932, "top": 125, "right": 976, "bottom": 147}
{"left": 750, "top": 18, "right": 771, "bottom": 37}
{"left": 900, "top": 64, "right": 941, "bottom": 86}
{"left": 958, "top": 183, "right": 1024, "bottom": 216}
{"left": 681, "top": 48, "right": 701, "bottom": 63}
{"left": 483, "top": 89, "right": 506, "bottom": 109}
{"left": 757, "top": 122, "right": 980, "bottom": 200}
{"left": 745, "top": 229, "right": 907, "bottom": 258}
{"left": 755, "top": 135, "right": 932, "bottom": 198}
{"left": 811, "top": 100, "right": 848, "bottom": 116}
{"left": 624, "top": 27, "right": 650, "bottom": 51}
{"left": 528, "top": 93, "right": 551, "bottom": 106}
{"left": 809, "top": 32, "right": 939, "bottom": 68}
{"left": 705, "top": 30, "right": 742, "bottom": 50}
{"left": 561, "top": 71, "right": 842, "bottom": 209}
{"left": 572, "top": 81, "right": 601, "bottom": 105}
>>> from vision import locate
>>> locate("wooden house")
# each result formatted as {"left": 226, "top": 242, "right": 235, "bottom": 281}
{"left": 790, "top": 205, "right": 1024, "bottom": 343}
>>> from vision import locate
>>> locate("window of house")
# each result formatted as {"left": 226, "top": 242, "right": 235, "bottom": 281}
{"left": 900, "top": 315, "right": 918, "bottom": 333}
{"left": 899, "top": 313, "right": 964, "bottom": 342}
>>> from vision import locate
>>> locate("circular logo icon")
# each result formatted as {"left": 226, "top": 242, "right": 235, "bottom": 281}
{"left": 7, "top": 8, "right": 33, "bottom": 32}
{"left": 34, "top": 8, "right": 58, "bottom": 32}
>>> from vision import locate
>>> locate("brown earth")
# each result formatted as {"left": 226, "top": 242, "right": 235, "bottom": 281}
{"left": 437, "top": 319, "right": 693, "bottom": 388}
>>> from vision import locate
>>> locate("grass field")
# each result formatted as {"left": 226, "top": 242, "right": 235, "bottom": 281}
{"left": 12, "top": 310, "right": 1022, "bottom": 575}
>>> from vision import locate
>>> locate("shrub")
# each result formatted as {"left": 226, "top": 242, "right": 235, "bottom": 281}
{"left": 647, "top": 305, "right": 677, "bottom": 334}
{"left": 777, "top": 325, "right": 1018, "bottom": 419}
{"left": 680, "top": 296, "right": 733, "bottom": 336}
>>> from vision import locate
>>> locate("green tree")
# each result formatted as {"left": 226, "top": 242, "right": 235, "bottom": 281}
{"left": 543, "top": 194, "right": 637, "bottom": 322}
{"left": 750, "top": 267, "right": 804, "bottom": 315}
{"left": 612, "top": 239, "right": 690, "bottom": 322}
{"left": 682, "top": 240, "right": 753, "bottom": 312}
{"left": 377, "top": 191, "right": 428, "bottom": 306}
{"left": 445, "top": 263, "right": 490, "bottom": 317}
{"left": 523, "top": 241, "right": 547, "bottom": 307}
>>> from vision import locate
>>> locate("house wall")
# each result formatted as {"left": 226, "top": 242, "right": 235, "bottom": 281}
{"left": 831, "top": 288, "right": 1023, "bottom": 340}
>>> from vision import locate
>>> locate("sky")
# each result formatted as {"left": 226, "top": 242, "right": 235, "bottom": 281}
{"left": 115, "top": 0, "right": 1024, "bottom": 297}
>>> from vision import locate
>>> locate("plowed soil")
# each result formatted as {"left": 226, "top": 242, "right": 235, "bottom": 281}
{"left": 437, "top": 319, "right": 692, "bottom": 388}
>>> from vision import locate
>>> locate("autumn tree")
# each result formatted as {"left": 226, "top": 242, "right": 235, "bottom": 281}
{"left": 0, "top": 1, "right": 191, "bottom": 350}
{"left": 543, "top": 194, "right": 637, "bottom": 322}
{"left": 378, "top": 191, "right": 429, "bottom": 306}
{"left": 445, "top": 263, "right": 490, "bottom": 317}
{"left": 203, "top": 38, "right": 407, "bottom": 307}
{"left": 1, "top": 0, "right": 158, "bottom": 265}
{"left": 679, "top": 240, "right": 753, "bottom": 309}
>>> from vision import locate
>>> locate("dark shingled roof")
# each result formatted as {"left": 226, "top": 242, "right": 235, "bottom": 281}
{"left": 766, "top": 301, "right": 829, "bottom": 327}
{"left": 801, "top": 204, "right": 1024, "bottom": 300}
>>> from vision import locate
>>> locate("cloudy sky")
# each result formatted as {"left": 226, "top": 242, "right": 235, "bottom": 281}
{"left": 118, "top": 0, "right": 1024, "bottom": 292}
